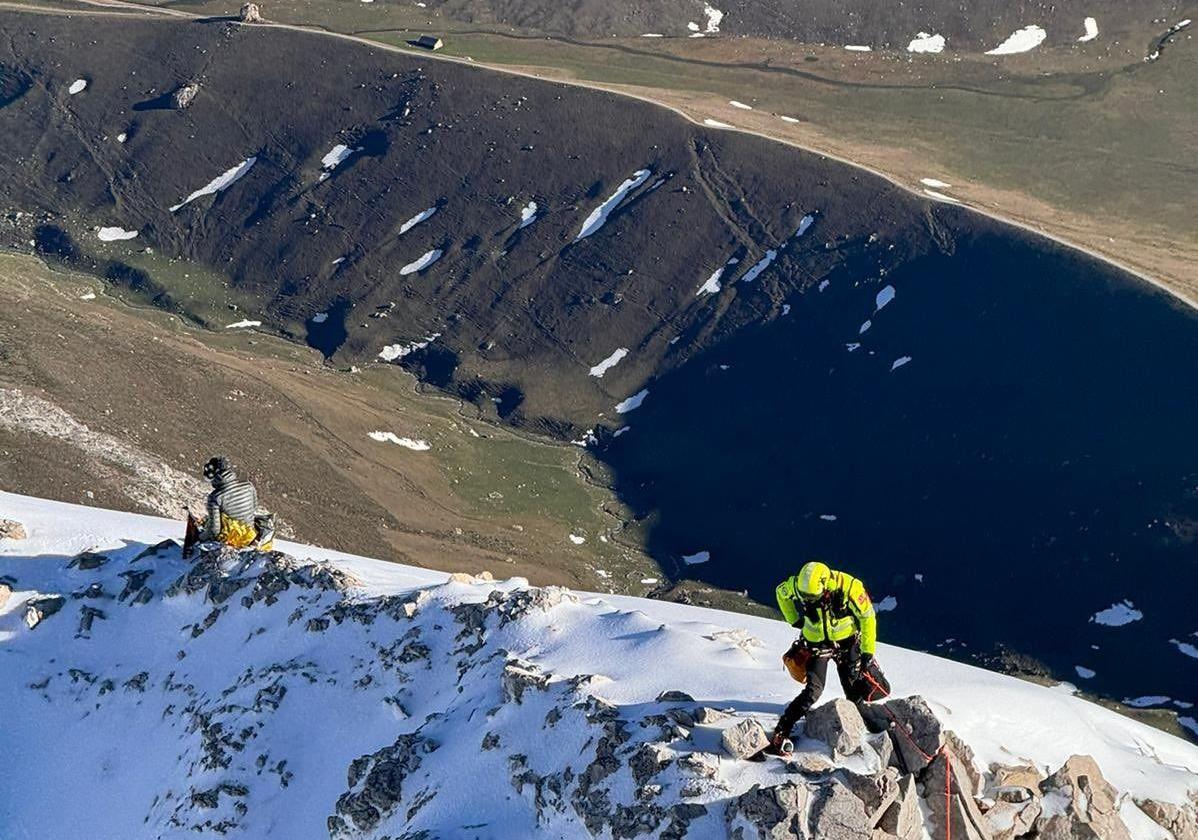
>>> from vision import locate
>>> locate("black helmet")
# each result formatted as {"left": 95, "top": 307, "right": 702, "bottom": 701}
{"left": 203, "top": 455, "right": 231, "bottom": 481}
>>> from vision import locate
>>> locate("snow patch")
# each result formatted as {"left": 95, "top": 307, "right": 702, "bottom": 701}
{"left": 400, "top": 249, "right": 443, "bottom": 275}
{"left": 368, "top": 432, "right": 430, "bottom": 451}
{"left": 859, "top": 320, "right": 872, "bottom": 334}
{"left": 739, "top": 249, "right": 778, "bottom": 284}
{"left": 703, "top": 118, "right": 733, "bottom": 129}
{"left": 568, "top": 534, "right": 586, "bottom": 545}
{"left": 96, "top": 227, "right": 138, "bottom": 242}
{"left": 924, "top": 189, "right": 962, "bottom": 204}
{"left": 728, "top": 100, "right": 753, "bottom": 110}
{"left": 311, "top": 313, "right": 329, "bottom": 324}
{"left": 781, "top": 304, "right": 790, "bottom": 316}
{"left": 921, "top": 178, "right": 952, "bottom": 189}
{"left": 518, "top": 201, "right": 538, "bottom": 229}
{"left": 589, "top": 348, "right": 629, "bottom": 378}
{"left": 876, "top": 596, "right": 898, "bottom": 612}
{"left": 68, "top": 78, "right": 87, "bottom": 95}
{"left": 907, "top": 32, "right": 946, "bottom": 54}
{"left": 378, "top": 333, "right": 441, "bottom": 362}
{"left": 79, "top": 292, "right": 96, "bottom": 301}
{"left": 681, "top": 550, "right": 711, "bottom": 565}
{"left": 1170, "top": 638, "right": 1198, "bottom": 659}
{"left": 891, "top": 356, "right": 912, "bottom": 371}
{"left": 225, "top": 320, "right": 261, "bottom": 329}
{"left": 1079, "top": 17, "right": 1099, "bottom": 42}
{"left": 701, "top": 3, "right": 723, "bottom": 33}
{"left": 1074, "top": 666, "right": 1096, "bottom": 679}
{"left": 318, "top": 144, "right": 359, "bottom": 180}
{"left": 575, "top": 169, "right": 652, "bottom": 241}
{"left": 616, "top": 389, "right": 649, "bottom": 414}
{"left": 399, "top": 207, "right": 438, "bottom": 235}
{"left": 819, "top": 514, "right": 838, "bottom": 521}
{"left": 1124, "top": 696, "right": 1172, "bottom": 708}
{"left": 169, "top": 157, "right": 258, "bottom": 213}
{"left": 698, "top": 255, "right": 739, "bottom": 295}
{"left": 1091, "top": 600, "right": 1142, "bottom": 627}
{"left": 875, "top": 285, "right": 896, "bottom": 312}
{"left": 116, "top": 132, "right": 127, "bottom": 144}
{"left": 779, "top": 115, "right": 800, "bottom": 124}
{"left": 987, "top": 25, "right": 1047, "bottom": 55}
{"left": 845, "top": 45, "right": 872, "bottom": 52}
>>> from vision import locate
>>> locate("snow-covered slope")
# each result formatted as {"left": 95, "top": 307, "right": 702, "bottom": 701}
{"left": 1, "top": 492, "right": 1196, "bottom": 838}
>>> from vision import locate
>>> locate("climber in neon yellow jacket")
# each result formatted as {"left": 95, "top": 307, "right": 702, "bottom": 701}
{"left": 767, "top": 560, "right": 889, "bottom": 755}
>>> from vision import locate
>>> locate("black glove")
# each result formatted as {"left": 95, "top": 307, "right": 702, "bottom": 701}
{"left": 858, "top": 653, "right": 874, "bottom": 675}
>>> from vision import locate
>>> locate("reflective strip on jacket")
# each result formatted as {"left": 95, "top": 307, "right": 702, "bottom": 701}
{"left": 775, "top": 570, "right": 877, "bottom": 655}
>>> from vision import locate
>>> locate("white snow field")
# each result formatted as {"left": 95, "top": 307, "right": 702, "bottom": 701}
{"left": 1079, "top": 17, "right": 1100, "bottom": 42}
{"left": 96, "top": 226, "right": 138, "bottom": 242}
{"left": 368, "top": 431, "right": 431, "bottom": 451}
{"left": 399, "top": 248, "right": 443, "bottom": 275}
{"left": 0, "top": 493, "right": 1196, "bottom": 839}
{"left": 907, "top": 32, "right": 946, "bottom": 54}
{"left": 589, "top": 348, "right": 629, "bottom": 378}
{"left": 616, "top": 388, "right": 649, "bottom": 413}
{"left": 575, "top": 169, "right": 652, "bottom": 241}
{"left": 169, "top": 157, "right": 258, "bottom": 213}
{"left": 986, "top": 25, "right": 1048, "bottom": 55}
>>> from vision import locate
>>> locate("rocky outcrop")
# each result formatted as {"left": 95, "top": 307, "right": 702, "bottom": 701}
{"left": 68, "top": 550, "right": 109, "bottom": 570}
{"left": 329, "top": 733, "right": 438, "bottom": 837}
{"left": 720, "top": 719, "right": 770, "bottom": 760}
{"left": 0, "top": 518, "right": 26, "bottom": 540}
{"left": 170, "top": 83, "right": 200, "bottom": 110}
{"left": 1034, "top": 755, "right": 1130, "bottom": 840}
{"left": 726, "top": 782, "right": 807, "bottom": 839}
{"left": 804, "top": 698, "right": 867, "bottom": 757}
{"left": 862, "top": 696, "right": 943, "bottom": 773}
{"left": 501, "top": 658, "right": 549, "bottom": 704}
{"left": 808, "top": 778, "right": 872, "bottom": 839}
{"left": 24, "top": 594, "right": 64, "bottom": 628}
{"left": 238, "top": 3, "right": 261, "bottom": 23}
{"left": 1137, "top": 795, "right": 1198, "bottom": 840}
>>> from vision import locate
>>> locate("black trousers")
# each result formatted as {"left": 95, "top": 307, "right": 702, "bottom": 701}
{"left": 776, "top": 643, "right": 864, "bottom": 736}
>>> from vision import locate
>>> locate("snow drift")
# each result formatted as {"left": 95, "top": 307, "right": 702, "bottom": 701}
{"left": 0, "top": 492, "right": 1196, "bottom": 839}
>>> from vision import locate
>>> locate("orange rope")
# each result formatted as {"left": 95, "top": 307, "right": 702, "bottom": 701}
{"left": 875, "top": 699, "right": 953, "bottom": 840}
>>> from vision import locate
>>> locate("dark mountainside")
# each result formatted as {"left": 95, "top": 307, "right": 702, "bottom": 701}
{"left": 2, "top": 12, "right": 1198, "bottom": 709}
{"left": 423, "top": 0, "right": 1190, "bottom": 48}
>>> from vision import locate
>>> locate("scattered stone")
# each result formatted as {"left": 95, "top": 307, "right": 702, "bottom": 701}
{"left": 720, "top": 718, "right": 770, "bottom": 760}
{"left": 805, "top": 698, "right": 867, "bottom": 756}
{"left": 861, "top": 696, "right": 942, "bottom": 773}
{"left": 501, "top": 659, "right": 549, "bottom": 704}
{"left": 0, "top": 518, "right": 27, "bottom": 540}
{"left": 68, "top": 551, "right": 109, "bottom": 571}
{"left": 77, "top": 605, "right": 106, "bottom": 636}
{"left": 694, "top": 706, "right": 731, "bottom": 724}
{"left": 171, "top": 83, "right": 200, "bottom": 110}
{"left": 629, "top": 742, "right": 672, "bottom": 786}
{"left": 876, "top": 774, "right": 922, "bottom": 839}
{"left": 808, "top": 778, "right": 872, "bottom": 839}
{"left": 726, "top": 782, "right": 807, "bottom": 839}
{"left": 24, "top": 595, "right": 65, "bottom": 629}
{"left": 238, "top": 2, "right": 261, "bottom": 22}
{"left": 1035, "top": 755, "right": 1130, "bottom": 840}
{"left": 118, "top": 569, "right": 154, "bottom": 602}
{"left": 785, "top": 751, "right": 835, "bottom": 775}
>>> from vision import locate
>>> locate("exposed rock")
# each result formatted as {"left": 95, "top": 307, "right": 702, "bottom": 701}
{"left": 77, "top": 605, "right": 106, "bottom": 636}
{"left": 448, "top": 571, "right": 478, "bottom": 584}
{"left": 875, "top": 774, "right": 921, "bottom": 840}
{"left": 726, "top": 782, "right": 807, "bottom": 839}
{"left": 0, "top": 518, "right": 28, "bottom": 540}
{"left": 861, "top": 696, "right": 942, "bottom": 773}
{"left": 480, "top": 732, "right": 500, "bottom": 751}
{"left": 988, "top": 762, "right": 1044, "bottom": 803}
{"left": 0, "top": 582, "right": 11, "bottom": 610}
{"left": 131, "top": 539, "right": 177, "bottom": 562}
{"left": 73, "top": 551, "right": 110, "bottom": 570}
{"left": 985, "top": 797, "right": 1041, "bottom": 840}
{"left": 1035, "top": 755, "right": 1130, "bottom": 840}
{"left": 865, "top": 730, "right": 896, "bottom": 770}
{"left": 923, "top": 744, "right": 993, "bottom": 840}
{"left": 786, "top": 751, "right": 836, "bottom": 776}
{"left": 306, "top": 617, "right": 330, "bottom": 632}
{"left": 171, "top": 82, "right": 200, "bottom": 110}
{"left": 238, "top": 3, "right": 261, "bottom": 23}
{"left": 656, "top": 689, "right": 695, "bottom": 703}
{"left": 720, "top": 718, "right": 770, "bottom": 760}
{"left": 629, "top": 742, "right": 672, "bottom": 786}
{"left": 24, "top": 595, "right": 65, "bottom": 629}
{"left": 837, "top": 767, "right": 899, "bottom": 816}
{"left": 330, "top": 733, "right": 437, "bottom": 836}
{"left": 501, "top": 659, "right": 549, "bottom": 704}
{"left": 679, "top": 751, "right": 719, "bottom": 779}
{"left": 1137, "top": 797, "right": 1198, "bottom": 840}
{"left": 805, "top": 698, "right": 867, "bottom": 757}
{"left": 694, "top": 706, "right": 731, "bottom": 724}
{"left": 809, "top": 778, "right": 872, "bottom": 839}
{"left": 118, "top": 569, "right": 154, "bottom": 602}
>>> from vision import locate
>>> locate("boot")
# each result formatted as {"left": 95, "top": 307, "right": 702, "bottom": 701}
{"left": 764, "top": 731, "right": 794, "bottom": 757}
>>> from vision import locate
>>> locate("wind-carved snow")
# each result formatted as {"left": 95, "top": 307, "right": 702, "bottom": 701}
{"left": 169, "top": 157, "right": 258, "bottom": 213}
{"left": 400, "top": 249, "right": 443, "bottom": 275}
{"left": 96, "top": 227, "right": 138, "bottom": 242}
{"left": 986, "top": 25, "right": 1047, "bottom": 55}
{"left": 518, "top": 201, "right": 538, "bottom": 229}
{"left": 589, "top": 348, "right": 629, "bottom": 378}
{"left": 729, "top": 100, "right": 753, "bottom": 110}
{"left": 226, "top": 320, "right": 261, "bottom": 329}
{"left": 876, "top": 596, "right": 898, "bottom": 612}
{"left": 681, "top": 550, "right": 711, "bottom": 565}
{"left": 368, "top": 432, "right": 431, "bottom": 451}
{"left": 704, "top": 119, "right": 733, "bottom": 129}
{"left": 3, "top": 491, "right": 1198, "bottom": 838}
{"left": 845, "top": 45, "right": 872, "bottom": 52}
{"left": 1079, "top": 17, "right": 1099, "bottom": 42}
{"left": 907, "top": 32, "right": 946, "bottom": 54}
{"left": 68, "top": 78, "right": 87, "bottom": 94}
{"left": 399, "top": 207, "right": 438, "bottom": 235}
{"left": 318, "top": 144, "right": 360, "bottom": 181}
{"left": 379, "top": 333, "right": 441, "bottom": 361}
{"left": 921, "top": 178, "right": 952, "bottom": 189}
{"left": 875, "top": 285, "right": 896, "bottom": 312}
{"left": 1091, "top": 600, "right": 1143, "bottom": 627}
{"left": 891, "top": 356, "right": 912, "bottom": 371}
{"left": 616, "top": 389, "right": 649, "bottom": 414}
{"left": 575, "top": 169, "right": 652, "bottom": 241}
{"left": 698, "top": 255, "right": 739, "bottom": 295}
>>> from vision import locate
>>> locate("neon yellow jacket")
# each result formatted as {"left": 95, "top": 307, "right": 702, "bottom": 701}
{"left": 775, "top": 569, "right": 877, "bottom": 655}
